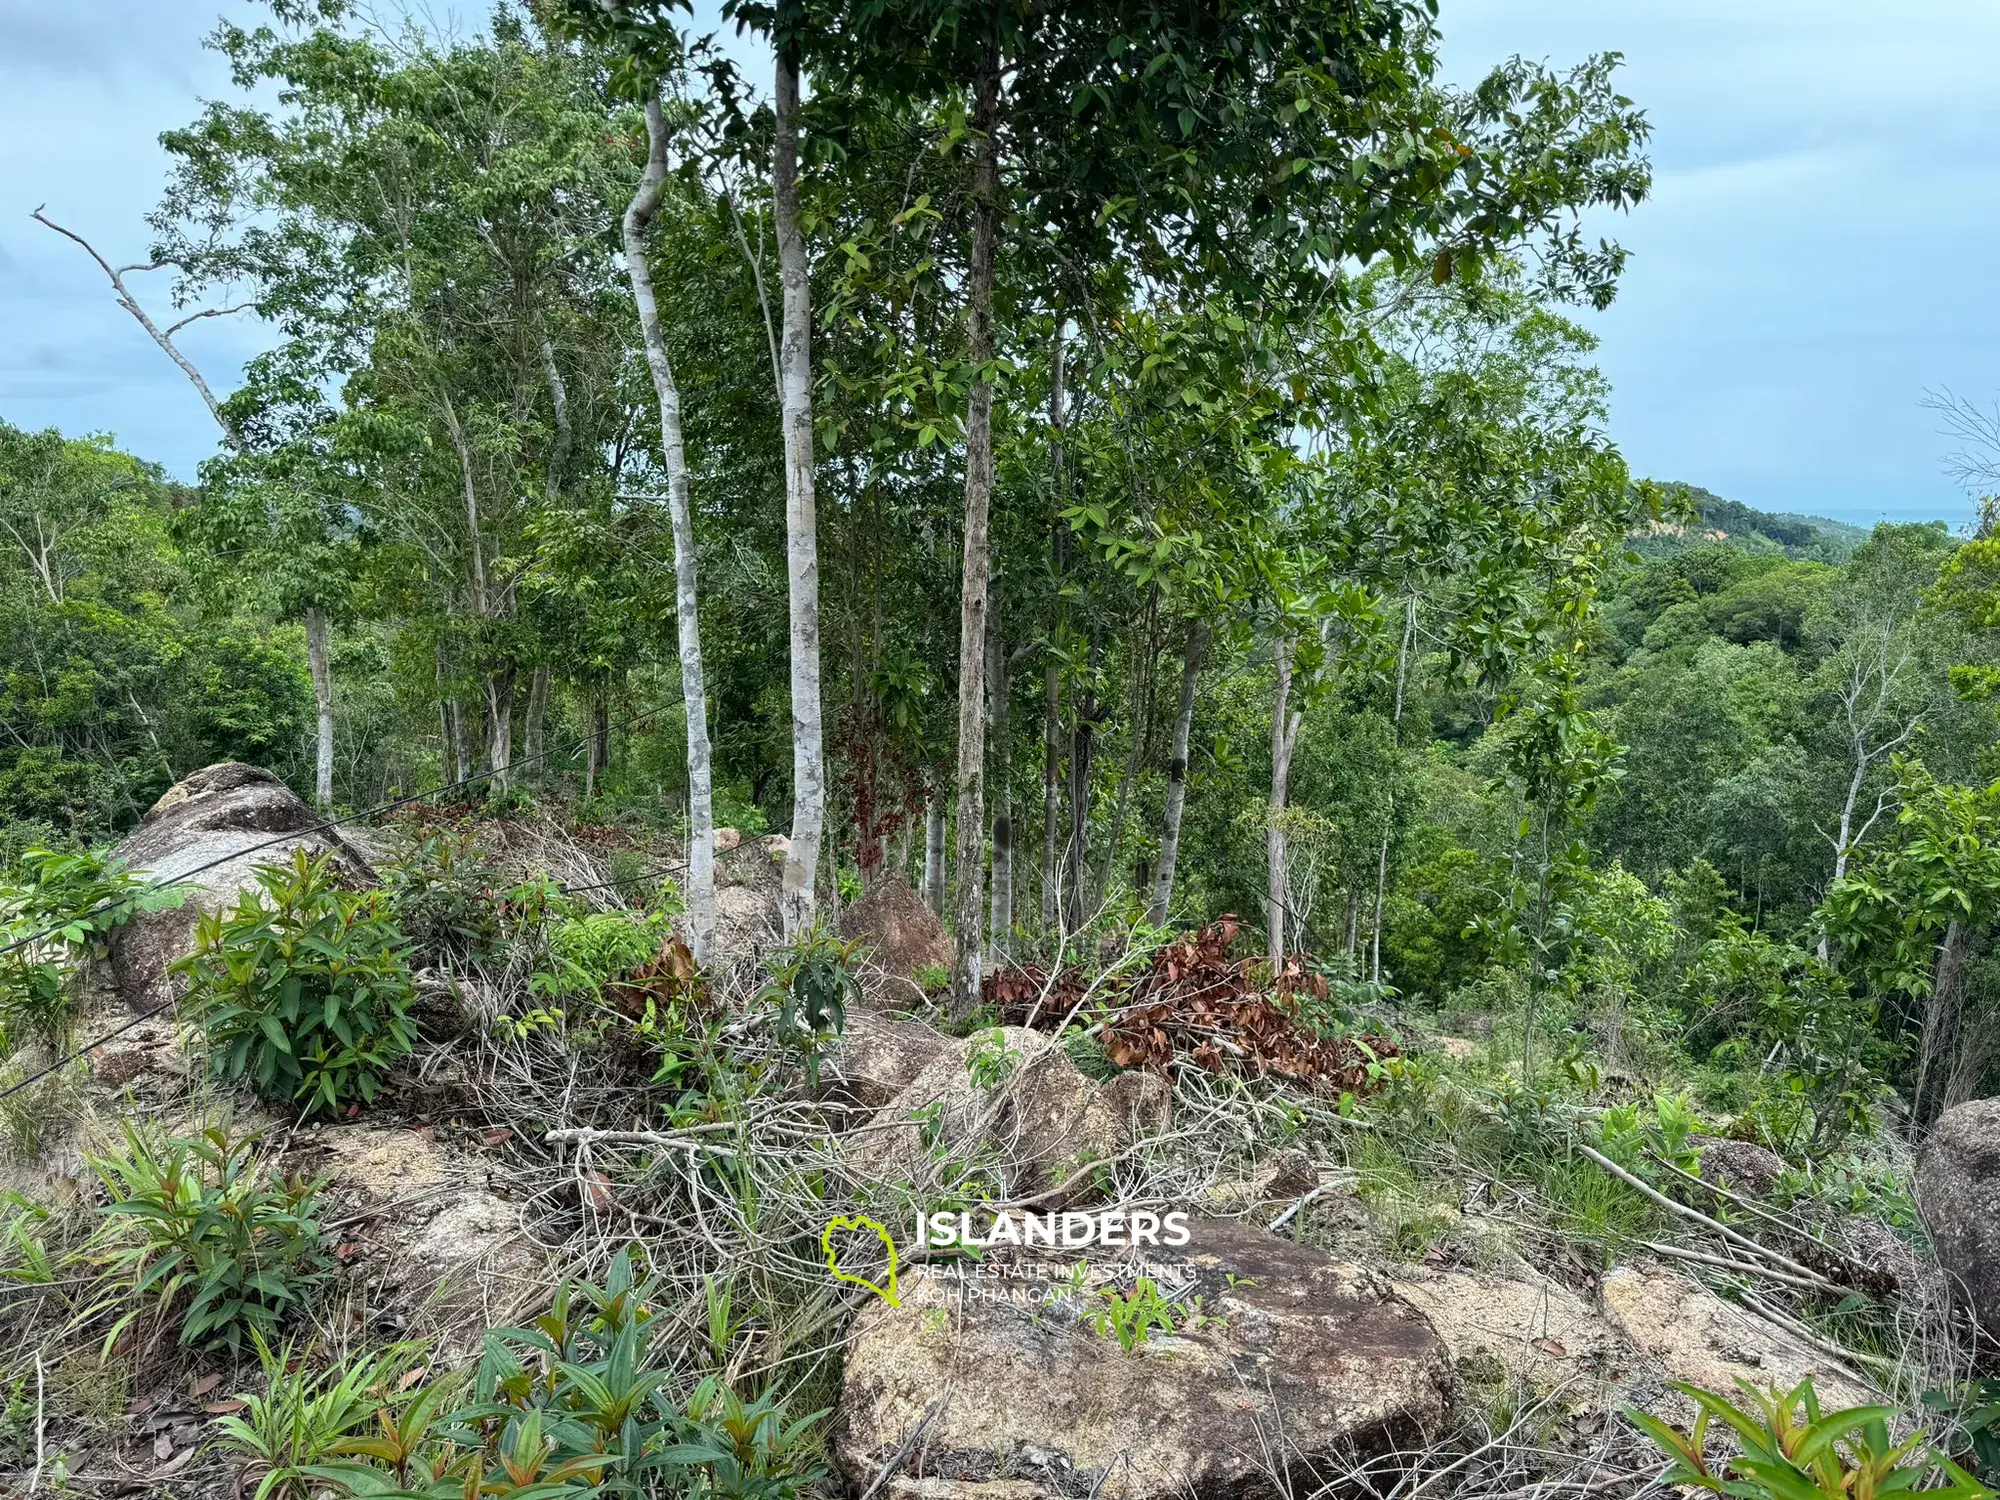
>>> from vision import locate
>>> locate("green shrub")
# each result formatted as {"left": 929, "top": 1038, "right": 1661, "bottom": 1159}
{"left": 1088, "top": 1278, "right": 1178, "bottom": 1353}
{"left": 1630, "top": 1377, "right": 1987, "bottom": 1500}
{"left": 88, "top": 1123, "right": 328, "bottom": 1352}
{"left": 544, "top": 908, "right": 678, "bottom": 998}
{"left": 760, "top": 924, "right": 860, "bottom": 1087}
{"left": 382, "top": 828, "right": 507, "bottom": 965}
{"left": 308, "top": 1250, "right": 827, "bottom": 1499}
{"left": 212, "top": 1335, "right": 424, "bottom": 1500}
{"left": 176, "top": 847, "right": 416, "bottom": 1113}
{"left": 0, "top": 844, "right": 177, "bottom": 1054}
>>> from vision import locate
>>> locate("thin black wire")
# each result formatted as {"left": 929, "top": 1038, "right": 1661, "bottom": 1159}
{"left": 0, "top": 850, "right": 701, "bottom": 1103}
{"left": 0, "top": 697, "right": 683, "bottom": 965}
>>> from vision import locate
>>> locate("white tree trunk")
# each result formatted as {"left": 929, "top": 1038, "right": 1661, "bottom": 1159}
{"left": 1147, "top": 623, "right": 1208, "bottom": 927}
{"left": 305, "top": 605, "right": 335, "bottom": 809}
{"left": 485, "top": 668, "right": 514, "bottom": 793}
{"left": 621, "top": 89, "right": 715, "bottom": 963}
{"left": 523, "top": 663, "right": 548, "bottom": 776}
{"left": 948, "top": 59, "right": 1001, "bottom": 1017}
{"left": 1267, "top": 637, "right": 1300, "bottom": 965}
{"left": 774, "top": 49, "right": 826, "bottom": 940}
{"left": 923, "top": 779, "right": 947, "bottom": 917}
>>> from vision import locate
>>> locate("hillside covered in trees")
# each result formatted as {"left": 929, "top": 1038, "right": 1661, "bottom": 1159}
{"left": 8, "top": 2, "right": 2000, "bottom": 1497}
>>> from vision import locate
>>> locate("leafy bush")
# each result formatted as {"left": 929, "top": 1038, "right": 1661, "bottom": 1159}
{"left": 88, "top": 1122, "right": 328, "bottom": 1352}
{"left": 308, "top": 1249, "right": 827, "bottom": 1499}
{"left": 1088, "top": 1278, "right": 1178, "bottom": 1353}
{"left": 759, "top": 924, "right": 860, "bottom": 1087}
{"left": 1630, "top": 1377, "right": 1987, "bottom": 1500}
{"left": 213, "top": 1335, "right": 423, "bottom": 1500}
{"left": 0, "top": 845, "right": 176, "bottom": 1054}
{"left": 543, "top": 908, "right": 679, "bottom": 999}
{"left": 176, "top": 848, "right": 417, "bottom": 1113}
{"left": 381, "top": 828, "right": 508, "bottom": 965}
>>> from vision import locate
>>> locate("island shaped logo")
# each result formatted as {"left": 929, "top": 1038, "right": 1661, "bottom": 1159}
{"left": 821, "top": 1214, "right": 901, "bottom": 1306}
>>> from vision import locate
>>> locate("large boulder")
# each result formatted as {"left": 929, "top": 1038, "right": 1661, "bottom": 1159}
{"left": 830, "top": 1009, "right": 957, "bottom": 1111}
{"left": 105, "top": 763, "right": 374, "bottom": 1014}
{"left": 836, "top": 1217, "right": 1450, "bottom": 1500}
{"left": 1600, "top": 1264, "right": 1873, "bottom": 1417}
{"left": 1918, "top": 1098, "right": 2000, "bottom": 1332}
{"left": 1697, "top": 1136, "right": 1786, "bottom": 1199}
{"left": 841, "top": 877, "right": 953, "bottom": 987}
{"left": 284, "top": 1123, "right": 545, "bottom": 1359}
{"left": 1391, "top": 1266, "right": 1618, "bottom": 1394}
{"left": 856, "top": 1026, "right": 1170, "bottom": 1207}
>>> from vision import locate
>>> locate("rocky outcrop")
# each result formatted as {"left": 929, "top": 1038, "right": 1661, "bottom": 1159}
{"left": 1391, "top": 1266, "right": 1617, "bottom": 1393}
{"left": 1600, "top": 1264, "right": 1872, "bottom": 1417}
{"left": 836, "top": 1218, "right": 1450, "bottom": 1500}
{"left": 841, "top": 877, "right": 953, "bottom": 986}
{"left": 831, "top": 1009, "right": 957, "bottom": 1110}
{"left": 709, "top": 841, "right": 782, "bottom": 974}
{"left": 1918, "top": 1098, "right": 2000, "bottom": 1332}
{"left": 285, "top": 1123, "right": 544, "bottom": 1358}
{"left": 105, "top": 763, "right": 373, "bottom": 1014}
{"left": 1697, "top": 1136, "right": 1786, "bottom": 1199}
{"left": 856, "top": 1026, "right": 1171, "bottom": 1207}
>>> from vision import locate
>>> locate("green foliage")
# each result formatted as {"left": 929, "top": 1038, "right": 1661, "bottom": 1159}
{"left": 88, "top": 1122, "right": 328, "bottom": 1352}
{"left": 301, "top": 1250, "right": 828, "bottom": 1499}
{"left": 382, "top": 829, "right": 510, "bottom": 966}
{"left": 176, "top": 848, "right": 417, "bottom": 1114}
{"left": 964, "top": 1027, "right": 1021, "bottom": 1091}
{"left": 1628, "top": 1377, "right": 1988, "bottom": 1500}
{"left": 212, "top": 1335, "right": 424, "bottom": 1500}
{"left": 759, "top": 925, "right": 860, "bottom": 1088}
{"left": 0, "top": 845, "right": 177, "bottom": 1054}
{"left": 542, "top": 908, "right": 678, "bottom": 999}
{"left": 1088, "top": 1278, "right": 1178, "bottom": 1353}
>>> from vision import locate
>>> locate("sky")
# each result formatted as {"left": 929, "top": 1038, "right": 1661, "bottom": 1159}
{"left": 2, "top": 2, "right": 1996, "bottom": 528}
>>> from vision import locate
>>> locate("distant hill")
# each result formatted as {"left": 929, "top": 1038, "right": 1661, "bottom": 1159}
{"left": 1630, "top": 482, "right": 1869, "bottom": 562}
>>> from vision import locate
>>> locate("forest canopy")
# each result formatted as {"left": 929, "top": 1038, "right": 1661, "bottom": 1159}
{"left": 9, "top": 0, "right": 2000, "bottom": 1166}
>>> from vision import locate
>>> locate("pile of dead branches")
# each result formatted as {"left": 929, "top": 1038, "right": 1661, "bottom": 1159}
{"left": 984, "top": 916, "right": 1399, "bottom": 1096}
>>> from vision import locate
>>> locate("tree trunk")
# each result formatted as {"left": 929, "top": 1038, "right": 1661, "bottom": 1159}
{"left": 1371, "top": 597, "right": 1417, "bottom": 982}
{"left": 523, "top": 663, "right": 549, "bottom": 778}
{"left": 947, "top": 56, "right": 1001, "bottom": 1018}
{"left": 305, "top": 605, "right": 334, "bottom": 810}
{"left": 1040, "top": 336, "right": 1067, "bottom": 940}
{"left": 592, "top": 694, "right": 611, "bottom": 791}
{"left": 923, "top": 777, "right": 947, "bottom": 918}
{"left": 1094, "top": 634, "right": 1152, "bottom": 908}
{"left": 1267, "top": 636, "right": 1300, "bottom": 965}
{"left": 774, "top": 47, "right": 826, "bottom": 940}
{"left": 1066, "top": 632, "right": 1098, "bottom": 931}
{"left": 486, "top": 667, "right": 515, "bottom": 794}
{"left": 1042, "top": 657, "right": 1062, "bottom": 939}
{"left": 620, "top": 89, "right": 716, "bottom": 962}
{"left": 1916, "top": 918, "right": 1979, "bottom": 1135}
{"left": 1147, "top": 622, "right": 1208, "bottom": 927}
{"left": 988, "top": 618, "right": 1013, "bottom": 967}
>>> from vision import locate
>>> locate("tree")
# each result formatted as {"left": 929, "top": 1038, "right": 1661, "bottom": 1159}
{"left": 29, "top": 209, "right": 344, "bottom": 808}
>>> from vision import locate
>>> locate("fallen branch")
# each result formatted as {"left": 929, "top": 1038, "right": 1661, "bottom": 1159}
{"left": 1268, "top": 1174, "right": 1359, "bottom": 1234}
{"left": 1575, "top": 1142, "right": 1842, "bottom": 1291}
{"left": 544, "top": 1126, "right": 740, "bottom": 1159}
{"left": 1644, "top": 1148, "right": 1859, "bottom": 1265}
{"left": 1637, "top": 1239, "right": 1842, "bottom": 1296}
{"left": 1734, "top": 1288, "right": 1893, "bottom": 1386}
{"left": 856, "top": 1395, "right": 945, "bottom": 1500}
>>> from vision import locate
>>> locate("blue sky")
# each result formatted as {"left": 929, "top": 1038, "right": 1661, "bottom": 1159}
{"left": 2, "top": 1, "right": 1996, "bottom": 527}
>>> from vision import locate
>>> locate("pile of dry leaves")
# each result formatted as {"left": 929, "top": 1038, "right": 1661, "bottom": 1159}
{"left": 982, "top": 916, "right": 1397, "bottom": 1095}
